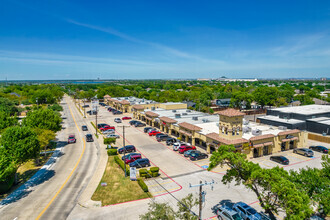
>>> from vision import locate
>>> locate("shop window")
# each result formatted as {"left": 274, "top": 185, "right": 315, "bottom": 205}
{"left": 236, "top": 128, "right": 239, "bottom": 135}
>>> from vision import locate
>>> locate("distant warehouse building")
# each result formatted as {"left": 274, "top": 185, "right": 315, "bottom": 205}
{"left": 258, "top": 105, "right": 330, "bottom": 135}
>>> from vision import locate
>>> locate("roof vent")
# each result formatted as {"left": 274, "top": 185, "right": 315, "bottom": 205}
{"left": 279, "top": 126, "right": 287, "bottom": 130}
{"left": 175, "top": 114, "right": 181, "bottom": 118}
{"left": 172, "top": 110, "right": 177, "bottom": 112}
{"left": 192, "top": 116, "right": 198, "bottom": 121}
{"left": 202, "top": 119, "right": 209, "bottom": 123}
{"left": 252, "top": 129, "right": 262, "bottom": 136}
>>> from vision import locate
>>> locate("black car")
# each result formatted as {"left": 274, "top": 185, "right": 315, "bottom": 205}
{"left": 86, "top": 134, "right": 94, "bottom": 142}
{"left": 135, "top": 122, "right": 146, "bottom": 127}
{"left": 121, "top": 153, "right": 141, "bottom": 160}
{"left": 97, "top": 123, "right": 108, "bottom": 129}
{"left": 155, "top": 133, "right": 165, "bottom": 138}
{"left": 309, "top": 146, "right": 328, "bottom": 154}
{"left": 82, "top": 105, "right": 89, "bottom": 108}
{"left": 87, "top": 110, "right": 97, "bottom": 115}
{"left": 166, "top": 137, "right": 177, "bottom": 146}
{"left": 189, "top": 152, "right": 208, "bottom": 161}
{"left": 144, "top": 127, "right": 152, "bottom": 133}
{"left": 129, "top": 158, "right": 150, "bottom": 168}
{"left": 118, "top": 145, "right": 136, "bottom": 154}
{"left": 129, "top": 120, "right": 138, "bottom": 126}
{"left": 270, "top": 156, "right": 289, "bottom": 165}
{"left": 82, "top": 125, "right": 88, "bottom": 131}
{"left": 156, "top": 134, "right": 169, "bottom": 142}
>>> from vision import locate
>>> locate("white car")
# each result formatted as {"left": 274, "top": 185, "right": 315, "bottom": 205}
{"left": 102, "top": 129, "right": 115, "bottom": 134}
{"left": 106, "top": 134, "right": 120, "bottom": 139}
{"left": 114, "top": 118, "right": 122, "bottom": 123}
{"left": 173, "top": 142, "right": 190, "bottom": 151}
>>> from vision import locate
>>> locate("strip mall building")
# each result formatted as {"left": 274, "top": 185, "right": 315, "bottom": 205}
{"left": 104, "top": 95, "right": 307, "bottom": 159}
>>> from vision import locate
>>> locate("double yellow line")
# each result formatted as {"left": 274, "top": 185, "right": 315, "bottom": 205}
{"left": 36, "top": 101, "right": 86, "bottom": 220}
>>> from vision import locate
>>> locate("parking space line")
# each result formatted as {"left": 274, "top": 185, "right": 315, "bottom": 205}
{"left": 151, "top": 187, "right": 182, "bottom": 195}
{"left": 147, "top": 180, "right": 174, "bottom": 188}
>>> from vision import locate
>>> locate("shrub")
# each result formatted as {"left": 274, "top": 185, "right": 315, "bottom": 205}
{"left": 151, "top": 172, "right": 158, "bottom": 177}
{"left": 104, "top": 138, "right": 116, "bottom": 145}
{"left": 114, "top": 156, "right": 130, "bottom": 176}
{"left": 150, "top": 167, "right": 159, "bottom": 173}
{"left": 145, "top": 171, "right": 153, "bottom": 178}
{"left": 137, "top": 178, "right": 148, "bottom": 192}
{"left": 139, "top": 169, "right": 148, "bottom": 177}
{"left": 107, "top": 149, "right": 117, "bottom": 156}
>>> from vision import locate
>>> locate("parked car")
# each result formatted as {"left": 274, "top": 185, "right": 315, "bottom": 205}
{"left": 81, "top": 125, "right": 88, "bottom": 131}
{"left": 166, "top": 137, "right": 177, "bottom": 146}
{"left": 122, "top": 116, "right": 132, "bottom": 120}
{"left": 121, "top": 153, "right": 141, "bottom": 160}
{"left": 135, "top": 122, "right": 146, "bottom": 127}
{"left": 179, "top": 145, "right": 196, "bottom": 154}
{"left": 149, "top": 130, "right": 161, "bottom": 136}
{"left": 184, "top": 150, "right": 200, "bottom": 157}
{"left": 100, "top": 125, "right": 115, "bottom": 131}
{"left": 173, "top": 142, "right": 184, "bottom": 151}
{"left": 124, "top": 154, "right": 142, "bottom": 164}
{"left": 129, "top": 158, "right": 150, "bottom": 168}
{"left": 214, "top": 205, "right": 243, "bottom": 220}
{"left": 68, "top": 135, "right": 76, "bottom": 144}
{"left": 86, "top": 134, "right": 94, "bottom": 142}
{"left": 129, "top": 120, "right": 139, "bottom": 126}
{"left": 270, "top": 156, "right": 289, "bottom": 165}
{"left": 113, "top": 111, "right": 122, "bottom": 115}
{"left": 189, "top": 152, "right": 208, "bottom": 161}
{"left": 106, "top": 134, "right": 120, "bottom": 138}
{"left": 82, "top": 105, "right": 89, "bottom": 108}
{"left": 156, "top": 134, "right": 169, "bottom": 142}
{"left": 144, "top": 127, "right": 153, "bottom": 133}
{"left": 233, "top": 202, "right": 262, "bottom": 220}
{"left": 118, "top": 145, "right": 136, "bottom": 154}
{"left": 114, "top": 118, "right": 122, "bottom": 123}
{"left": 87, "top": 110, "right": 97, "bottom": 115}
{"left": 102, "top": 129, "right": 115, "bottom": 134}
{"left": 97, "top": 123, "right": 108, "bottom": 129}
{"left": 309, "top": 145, "right": 329, "bottom": 154}
{"left": 293, "top": 148, "right": 314, "bottom": 157}
{"left": 155, "top": 133, "right": 165, "bottom": 138}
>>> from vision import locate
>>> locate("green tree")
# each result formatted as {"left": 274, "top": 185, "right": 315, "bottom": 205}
{"left": 176, "top": 193, "right": 199, "bottom": 220}
{"left": 0, "top": 111, "right": 17, "bottom": 131}
{"left": 208, "top": 145, "right": 312, "bottom": 219}
{"left": 252, "top": 87, "right": 279, "bottom": 108}
{"left": 23, "top": 108, "right": 62, "bottom": 132}
{"left": 0, "top": 126, "right": 40, "bottom": 167}
{"left": 0, "top": 97, "right": 18, "bottom": 115}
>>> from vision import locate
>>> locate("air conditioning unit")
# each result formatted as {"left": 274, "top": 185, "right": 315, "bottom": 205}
{"left": 172, "top": 110, "right": 177, "bottom": 112}
{"left": 243, "top": 127, "right": 250, "bottom": 133}
{"left": 279, "top": 126, "right": 287, "bottom": 130}
{"left": 186, "top": 109, "right": 191, "bottom": 112}
{"left": 175, "top": 114, "right": 181, "bottom": 118}
{"left": 252, "top": 129, "right": 262, "bottom": 136}
{"left": 202, "top": 119, "right": 209, "bottom": 123}
{"left": 182, "top": 113, "right": 188, "bottom": 116}
{"left": 192, "top": 116, "right": 198, "bottom": 121}
{"left": 243, "top": 120, "right": 249, "bottom": 125}
{"left": 151, "top": 107, "right": 155, "bottom": 110}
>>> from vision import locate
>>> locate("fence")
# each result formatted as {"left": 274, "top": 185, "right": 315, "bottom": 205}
{"left": 308, "top": 133, "right": 330, "bottom": 144}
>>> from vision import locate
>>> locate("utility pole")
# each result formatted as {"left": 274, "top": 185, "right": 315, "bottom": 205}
{"left": 118, "top": 125, "right": 130, "bottom": 177}
{"left": 83, "top": 99, "right": 86, "bottom": 118}
{"left": 189, "top": 180, "right": 216, "bottom": 220}
{"left": 95, "top": 105, "right": 98, "bottom": 135}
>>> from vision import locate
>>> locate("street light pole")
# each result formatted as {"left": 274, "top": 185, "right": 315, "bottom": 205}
{"left": 83, "top": 99, "right": 86, "bottom": 118}
{"left": 118, "top": 125, "right": 130, "bottom": 177}
{"left": 95, "top": 105, "right": 98, "bottom": 135}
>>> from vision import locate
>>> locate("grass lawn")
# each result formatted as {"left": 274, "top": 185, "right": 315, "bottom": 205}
{"left": 0, "top": 153, "right": 52, "bottom": 200}
{"left": 92, "top": 156, "right": 151, "bottom": 206}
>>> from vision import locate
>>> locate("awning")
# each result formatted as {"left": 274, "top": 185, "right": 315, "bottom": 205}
{"left": 281, "top": 138, "right": 290, "bottom": 142}
{"left": 145, "top": 116, "right": 152, "bottom": 120}
{"left": 253, "top": 144, "right": 264, "bottom": 148}
{"left": 179, "top": 130, "right": 192, "bottom": 137}
{"left": 263, "top": 142, "right": 273, "bottom": 146}
{"left": 291, "top": 137, "right": 298, "bottom": 141}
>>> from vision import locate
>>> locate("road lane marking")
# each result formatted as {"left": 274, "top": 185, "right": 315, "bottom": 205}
{"left": 36, "top": 99, "right": 86, "bottom": 220}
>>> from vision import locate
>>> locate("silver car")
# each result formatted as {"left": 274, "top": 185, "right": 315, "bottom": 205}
{"left": 114, "top": 118, "right": 122, "bottom": 123}
{"left": 214, "top": 205, "right": 243, "bottom": 220}
{"left": 102, "top": 129, "right": 115, "bottom": 134}
{"left": 293, "top": 148, "right": 314, "bottom": 157}
{"left": 106, "top": 134, "right": 120, "bottom": 139}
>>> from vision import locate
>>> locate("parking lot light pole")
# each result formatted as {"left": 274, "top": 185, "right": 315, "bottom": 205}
{"left": 118, "top": 125, "right": 130, "bottom": 177}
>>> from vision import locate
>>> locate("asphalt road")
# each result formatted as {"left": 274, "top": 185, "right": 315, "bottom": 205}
{"left": 0, "top": 95, "right": 100, "bottom": 220}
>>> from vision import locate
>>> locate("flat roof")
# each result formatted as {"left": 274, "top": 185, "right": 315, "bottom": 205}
{"left": 112, "top": 96, "right": 157, "bottom": 105}
{"left": 270, "top": 104, "right": 330, "bottom": 115}
{"left": 161, "top": 102, "right": 184, "bottom": 105}
{"left": 318, "top": 120, "right": 330, "bottom": 126}
{"left": 258, "top": 115, "right": 305, "bottom": 124}
{"left": 306, "top": 117, "right": 330, "bottom": 122}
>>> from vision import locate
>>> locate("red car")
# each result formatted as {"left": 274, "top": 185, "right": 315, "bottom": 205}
{"left": 179, "top": 145, "right": 196, "bottom": 154}
{"left": 68, "top": 135, "right": 76, "bottom": 144}
{"left": 148, "top": 130, "right": 161, "bottom": 136}
{"left": 122, "top": 116, "right": 132, "bottom": 120}
{"left": 124, "top": 154, "right": 142, "bottom": 164}
{"left": 99, "top": 125, "right": 115, "bottom": 131}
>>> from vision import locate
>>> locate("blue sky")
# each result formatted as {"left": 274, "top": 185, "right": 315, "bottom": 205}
{"left": 0, "top": 0, "right": 330, "bottom": 80}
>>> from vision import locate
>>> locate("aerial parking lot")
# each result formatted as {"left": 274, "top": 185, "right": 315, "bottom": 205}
{"left": 81, "top": 103, "right": 329, "bottom": 220}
